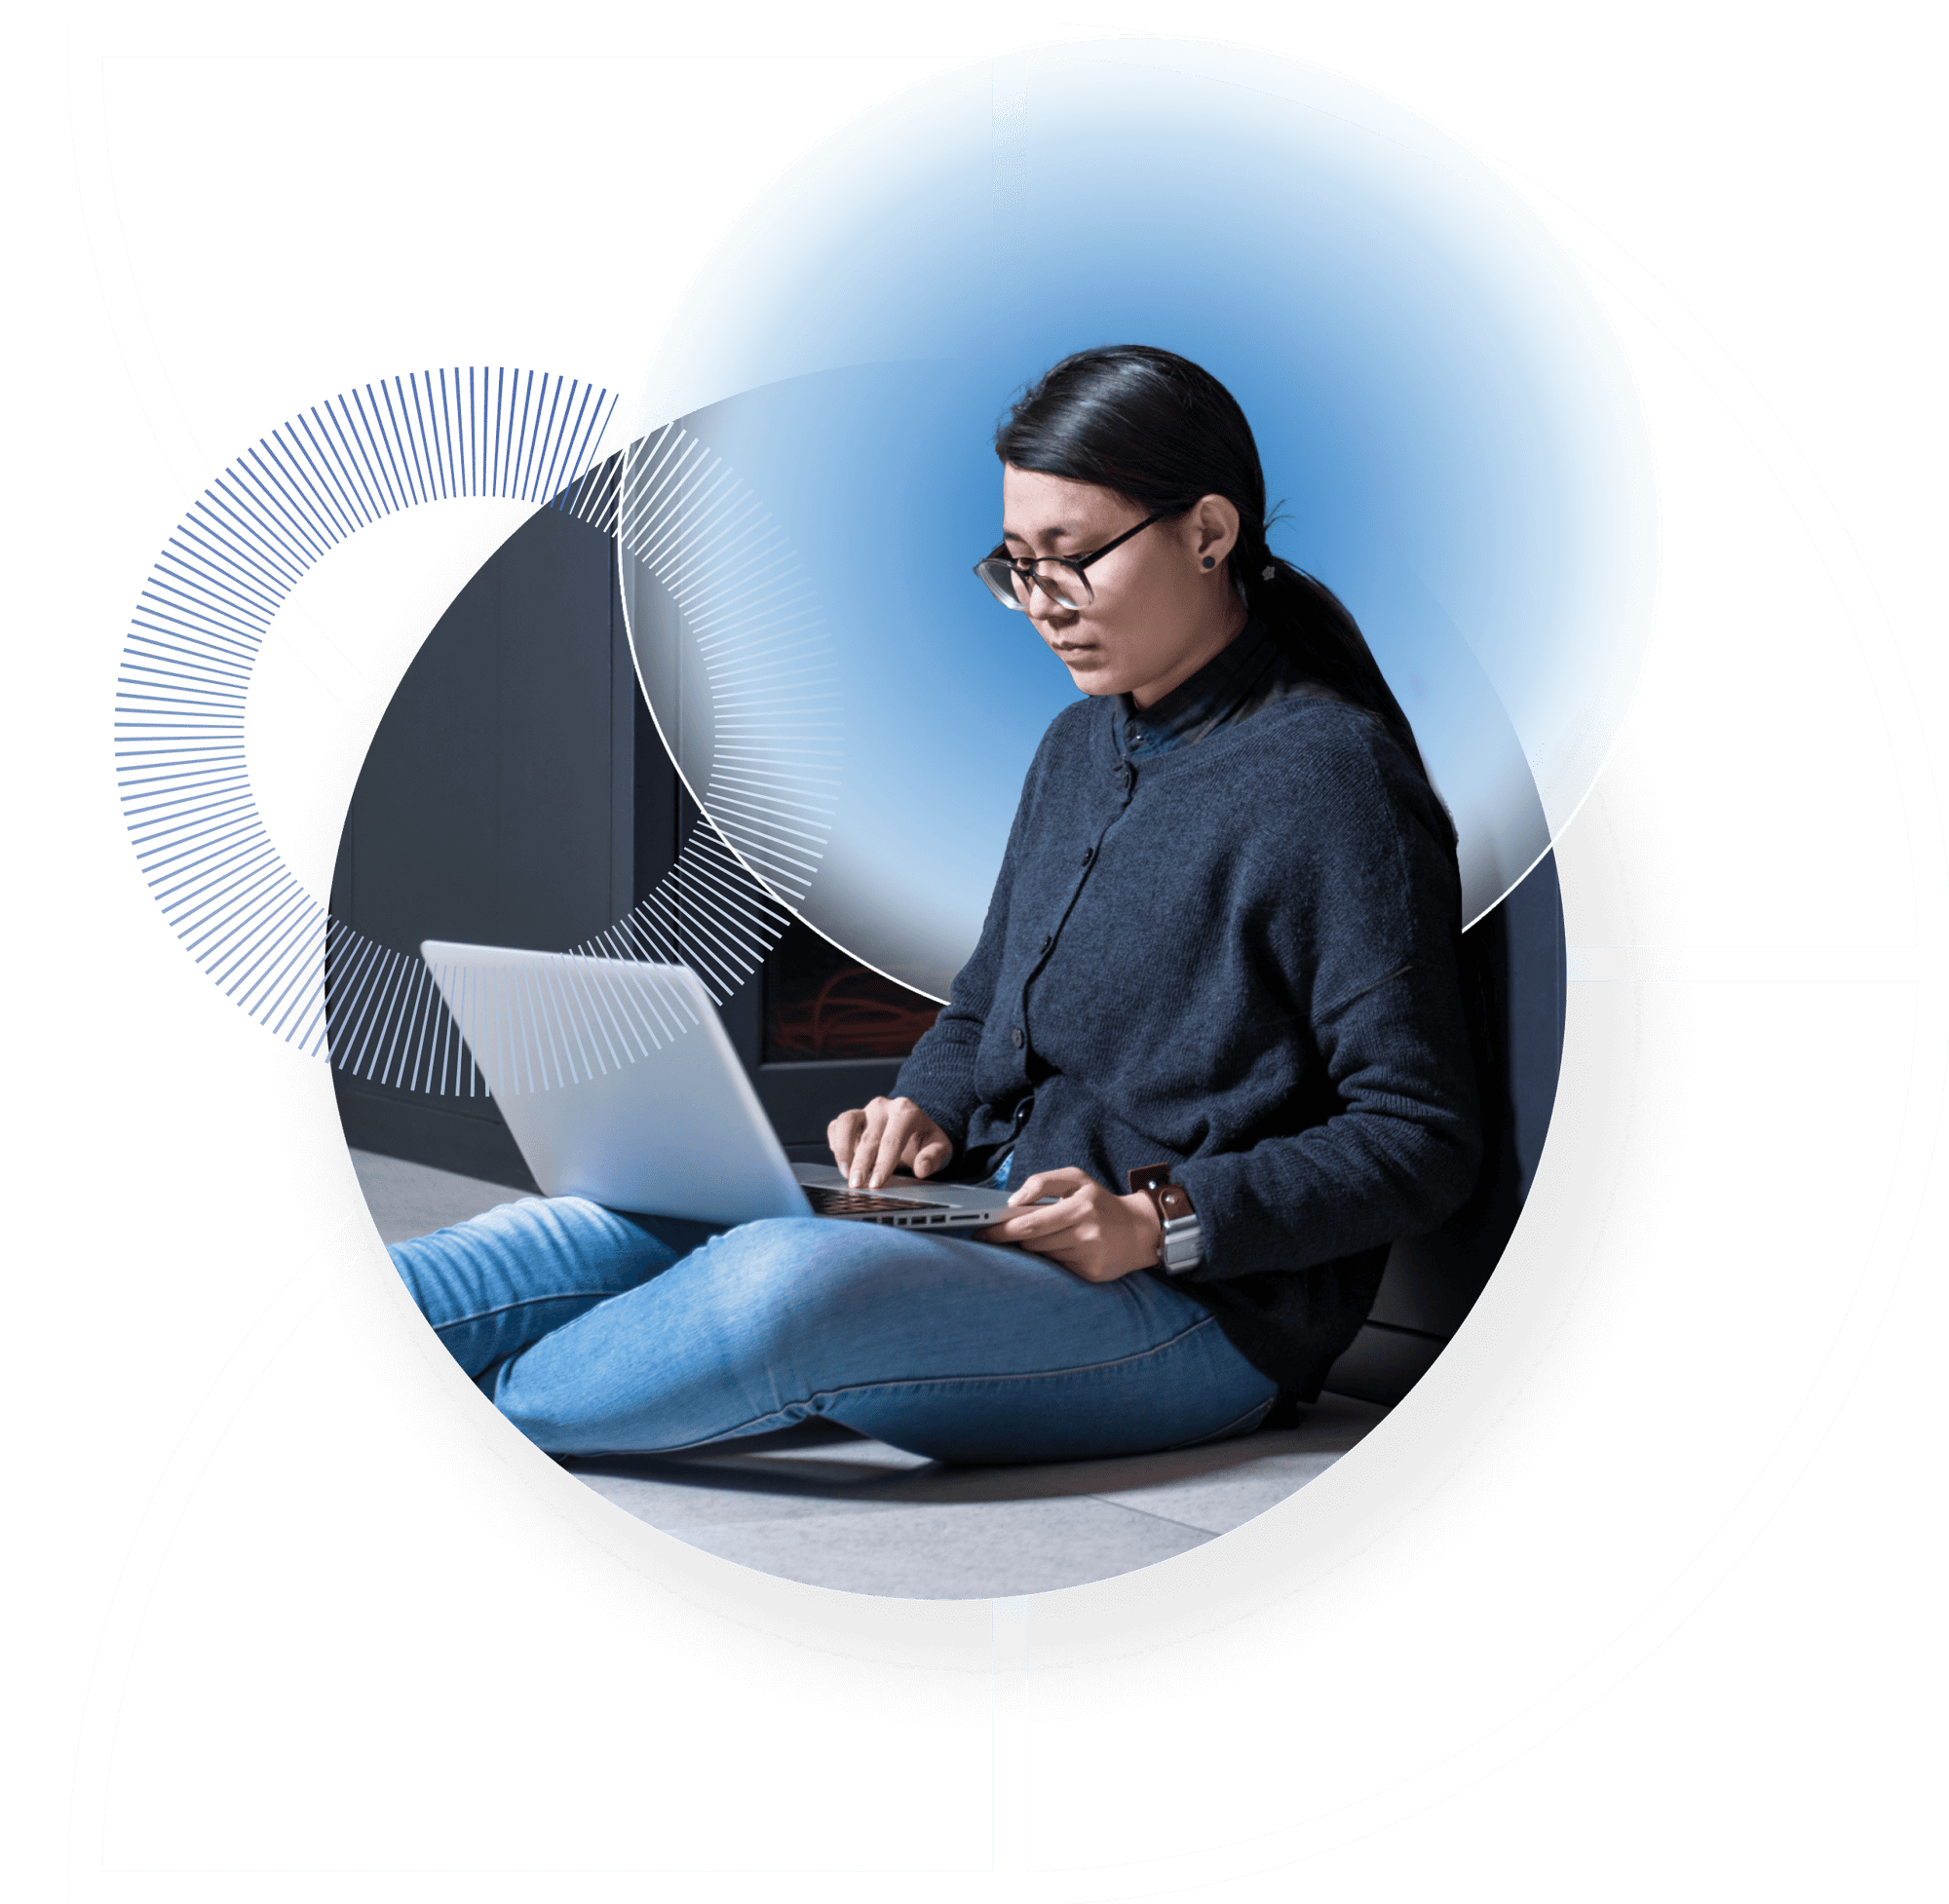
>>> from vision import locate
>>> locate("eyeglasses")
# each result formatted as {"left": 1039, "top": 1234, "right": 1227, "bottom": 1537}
{"left": 973, "top": 510, "right": 1173, "bottom": 613}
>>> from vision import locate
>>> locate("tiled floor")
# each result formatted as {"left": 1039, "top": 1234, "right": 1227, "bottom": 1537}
{"left": 561, "top": 1404, "right": 1382, "bottom": 1597}
{"left": 349, "top": 1147, "right": 540, "bottom": 1243}
{"left": 353, "top": 1147, "right": 1387, "bottom": 1597}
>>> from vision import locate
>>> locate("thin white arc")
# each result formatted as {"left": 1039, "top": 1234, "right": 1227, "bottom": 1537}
{"left": 68, "top": 1200, "right": 376, "bottom": 1886}
{"left": 269, "top": 592, "right": 390, "bottom": 733}
{"left": 71, "top": 39, "right": 388, "bottom": 737}
{"left": 1497, "top": 186, "right": 1941, "bottom": 943}
{"left": 68, "top": 19, "right": 1941, "bottom": 1902}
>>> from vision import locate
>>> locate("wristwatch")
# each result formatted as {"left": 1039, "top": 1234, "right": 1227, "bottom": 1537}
{"left": 1127, "top": 1163, "right": 1204, "bottom": 1276}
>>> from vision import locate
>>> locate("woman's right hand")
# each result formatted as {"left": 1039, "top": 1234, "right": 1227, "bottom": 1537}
{"left": 827, "top": 1097, "right": 953, "bottom": 1189}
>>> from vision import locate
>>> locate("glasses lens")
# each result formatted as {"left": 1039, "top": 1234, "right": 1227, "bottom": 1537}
{"left": 1027, "top": 559, "right": 1091, "bottom": 610}
{"left": 974, "top": 557, "right": 1092, "bottom": 612}
{"left": 975, "top": 558, "right": 1033, "bottom": 610}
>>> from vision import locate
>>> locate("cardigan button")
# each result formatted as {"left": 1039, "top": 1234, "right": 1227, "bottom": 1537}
{"left": 1039, "top": 933, "right": 1052, "bottom": 953}
{"left": 1080, "top": 846, "right": 1093, "bottom": 865}
{"left": 1011, "top": 1026, "right": 1025, "bottom": 1049}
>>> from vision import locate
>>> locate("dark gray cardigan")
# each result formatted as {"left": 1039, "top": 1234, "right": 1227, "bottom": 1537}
{"left": 893, "top": 661, "right": 1481, "bottom": 1399}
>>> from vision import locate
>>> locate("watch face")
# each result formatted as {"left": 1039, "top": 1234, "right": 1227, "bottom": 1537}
{"left": 1160, "top": 1215, "right": 1204, "bottom": 1274}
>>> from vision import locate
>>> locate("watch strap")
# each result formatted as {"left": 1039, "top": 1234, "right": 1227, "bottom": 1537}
{"left": 1127, "top": 1162, "right": 1193, "bottom": 1219}
{"left": 1127, "top": 1164, "right": 1204, "bottom": 1275}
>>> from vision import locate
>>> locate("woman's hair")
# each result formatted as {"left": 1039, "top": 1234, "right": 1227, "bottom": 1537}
{"left": 995, "top": 344, "right": 1431, "bottom": 782}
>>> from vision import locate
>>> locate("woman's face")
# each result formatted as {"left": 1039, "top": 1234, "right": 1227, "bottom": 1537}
{"left": 999, "top": 465, "right": 1244, "bottom": 707}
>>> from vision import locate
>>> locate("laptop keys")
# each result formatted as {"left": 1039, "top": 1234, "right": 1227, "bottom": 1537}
{"left": 803, "top": 1184, "right": 957, "bottom": 1217}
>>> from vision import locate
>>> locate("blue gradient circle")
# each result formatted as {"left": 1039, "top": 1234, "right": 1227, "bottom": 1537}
{"left": 621, "top": 40, "right": 1656, "bottom": 998}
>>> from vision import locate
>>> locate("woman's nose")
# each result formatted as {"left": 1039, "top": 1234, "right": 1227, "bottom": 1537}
{"left": 1027, "top": 588, "right": 1076, "bottom": 631}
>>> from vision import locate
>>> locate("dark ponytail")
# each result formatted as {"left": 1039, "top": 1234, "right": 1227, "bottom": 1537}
{"left": 994, "top": 344, "right": 1431, "bottom": 783}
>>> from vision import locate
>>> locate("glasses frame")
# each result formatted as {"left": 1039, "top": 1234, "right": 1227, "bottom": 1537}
{"left": 973, "top": 509, "right": 1175, "bottom": 613}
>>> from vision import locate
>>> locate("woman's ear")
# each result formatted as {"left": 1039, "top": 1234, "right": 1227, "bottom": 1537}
{"left": 1191, "top": 494, "right": 1242, "bottom": 570}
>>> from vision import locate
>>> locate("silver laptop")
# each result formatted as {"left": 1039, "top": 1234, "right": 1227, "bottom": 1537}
{"left": 419, "top": 940, "right": 1025, "bottom": 1231}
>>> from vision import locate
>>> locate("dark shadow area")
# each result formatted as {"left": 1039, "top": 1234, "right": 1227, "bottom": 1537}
{"left": 1326, "top": 854, "right": 1566, "bottom": 1403}
{"left": 556, "top": 1394, "right": 1386, "bottom": 1507}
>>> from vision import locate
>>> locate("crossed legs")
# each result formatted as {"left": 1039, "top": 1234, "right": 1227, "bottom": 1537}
{"left": 389, "top": 1196, "right": 1277, "bottom": 1466}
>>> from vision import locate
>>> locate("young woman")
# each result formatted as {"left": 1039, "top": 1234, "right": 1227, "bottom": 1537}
{"left": 389, "top": 346, "right": 1480, "bottom": 1466}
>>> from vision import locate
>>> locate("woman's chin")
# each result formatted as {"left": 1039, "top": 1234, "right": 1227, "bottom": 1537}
{"left": 1059, "top": 656, "right": 1123, "bottom": 696}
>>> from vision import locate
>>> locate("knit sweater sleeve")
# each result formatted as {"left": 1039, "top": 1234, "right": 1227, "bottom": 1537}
{"left": 1171, "top": 732, "right": 1482, "bottom": 1279}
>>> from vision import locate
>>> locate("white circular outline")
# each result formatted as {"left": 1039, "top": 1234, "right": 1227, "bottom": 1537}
{"left": 639, "top": 37, "right": 1661, "bottom": 943}
{"left": 60, "top": 19, "right": 1933, "bottom": 1902}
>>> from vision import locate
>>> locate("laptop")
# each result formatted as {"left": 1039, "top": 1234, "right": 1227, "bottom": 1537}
{"left": 419, "top": 940, "right": 1028, "bottom": 1231}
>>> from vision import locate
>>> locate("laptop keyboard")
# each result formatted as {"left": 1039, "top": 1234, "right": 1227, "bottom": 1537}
{"left": 804, "top": 1184, "right": 957, "bottom": 1216}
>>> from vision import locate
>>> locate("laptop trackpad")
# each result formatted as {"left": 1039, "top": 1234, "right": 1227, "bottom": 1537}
{"left": 790, "top": 1161, "right": 1015, "bottom": 1210}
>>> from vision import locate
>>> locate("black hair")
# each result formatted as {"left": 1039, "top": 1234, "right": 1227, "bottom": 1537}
{"left": 995, "top": 344, "right": 1432, "bottom": 783}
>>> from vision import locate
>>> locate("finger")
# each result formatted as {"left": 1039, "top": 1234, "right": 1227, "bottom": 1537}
{"left": 827, "top": 1110, "right": 866, "bottom": 1171}
{"left": 1007, "top": 1167, "right": 1089, "bottom": 1207}
{"left": 983, "top": 1195, "right": 1093, "bottom": 1246}
{"left": 991, "top": 1179, "right": 1096, "bottom": 1238}
{"left": 884, "top": 1110, "right": 945, "bottom": 1187}
{"left": 867, "top": 1107, "right": 920, "bottom": 1189}
{"left": 856, "top": 1109, "right": 892, "bottom": 1187}
{"left": 1017, "top": 1227, "right": 1098, "bottom": 1271}
{"left": 974, "top": 1198, "right": 1054, "bottom": 1242}
{"left": 974, "top": 1208, "right": 1099, "bottom": 1274}
{"left": 910, "top": 1133, "right": 952, "bottom": 1179}
{"left": 847, "top": 1102, "right": 890, "bottom": 1186}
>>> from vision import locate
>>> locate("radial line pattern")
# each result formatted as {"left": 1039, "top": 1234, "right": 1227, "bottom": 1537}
{"left": 117, "top": 372, "right": 810, "bottom": 1097}
{"left": 619, "top": 423, "right": 841, "bottom": 910}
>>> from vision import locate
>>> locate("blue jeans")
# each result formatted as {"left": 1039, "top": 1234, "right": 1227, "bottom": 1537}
{"left": 388, "top": 1198, "right": 1279, "bottom": 1465}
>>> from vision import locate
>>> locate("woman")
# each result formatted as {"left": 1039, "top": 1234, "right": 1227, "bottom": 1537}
{"left": 390, "top": 345, "right": 1480, "bottom": 1466}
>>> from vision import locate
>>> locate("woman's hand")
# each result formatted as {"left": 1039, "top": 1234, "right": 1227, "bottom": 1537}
{"left": 827, "top": 1096, "right": 954, "bottom": 1189}
{"left": 976, "top": 1167, "right": 1164, "bottom": 1283}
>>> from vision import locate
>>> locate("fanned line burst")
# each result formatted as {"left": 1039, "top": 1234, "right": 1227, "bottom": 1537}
{"left": 416, "top": 946, "right": 722, "bottom": 1101}
{"left": 114, "top": 372, "right": 812, "bottom": 1096}
{"left": 197, "top": 362, "right": 628, "bottom": 608}
{"left": 619, "top": 424, "right": 842, "bottom": 910}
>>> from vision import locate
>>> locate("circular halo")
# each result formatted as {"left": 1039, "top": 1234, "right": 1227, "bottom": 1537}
{"left": 618, "top": 41, "right": 1657, "bottom": 998}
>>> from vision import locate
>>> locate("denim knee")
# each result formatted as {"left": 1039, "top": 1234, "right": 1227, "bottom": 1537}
{"left": 689, "top": 1216, "right": 1002, "bottom": 1381}
{"left": 686, "top": 1217, "right": 877, "bottom": 1340}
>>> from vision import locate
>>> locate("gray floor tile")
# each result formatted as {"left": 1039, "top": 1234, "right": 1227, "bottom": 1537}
{"left": 563, "top": 1410, "right": 1375, "bottom": 1590}
{"left": 350, "top": 1149, "right": 530, "bottom": 1243}
{"left": 1090, "top": 1452, "right": 1345, "bottom": 1534}
{"left": 1081, "top": 1394, "right": 1383, "bottom": 1533}
{"left": 649, "top": 1496, "right": 1215, "bottom": 1598}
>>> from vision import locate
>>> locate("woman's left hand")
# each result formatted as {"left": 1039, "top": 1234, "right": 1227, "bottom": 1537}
{"left": 975, "top": 1167, "right": 1163, "bottom": 1282}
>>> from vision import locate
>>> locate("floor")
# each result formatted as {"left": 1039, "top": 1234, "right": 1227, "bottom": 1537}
{"left": 351, "top": 1148, "right": 1387, "bottom": 1598}
{"left": 353, "top": 1147, "right": 543, "bottom": 1245}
